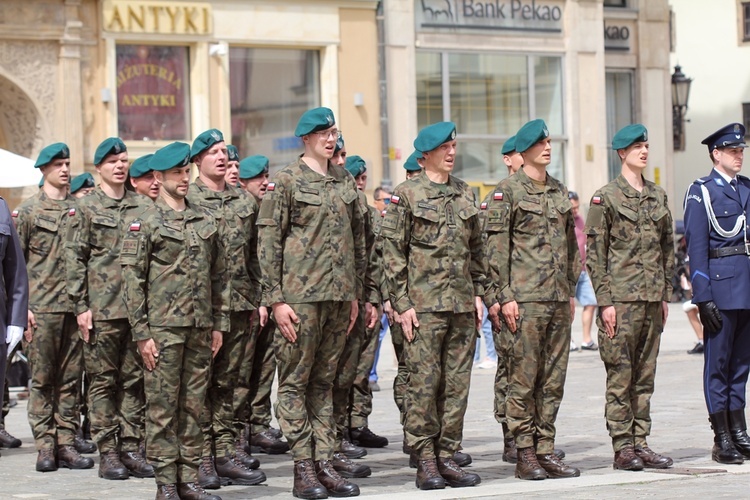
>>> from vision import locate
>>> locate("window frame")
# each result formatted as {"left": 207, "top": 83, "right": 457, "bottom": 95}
{"left": 743, "top": 2, "right": 750, "bottom": 41}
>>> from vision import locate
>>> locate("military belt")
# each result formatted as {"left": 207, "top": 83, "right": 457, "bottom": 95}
{"left": 708, "top": 244, "right": 750, "bottom": 258}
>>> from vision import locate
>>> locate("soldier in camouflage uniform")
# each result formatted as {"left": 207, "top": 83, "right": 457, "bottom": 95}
{"left": 234, "top": 155, "right": 289, "bottom": 455}
{"left": 14, "top": 143, "right": 94, "bottom": 472}
{"left": 187, "top": 129, "right": 266, "bottom": 490}
{"left": 128, "top": 154, "right": 161, "bottom": 200}
{"left": 585, "top": 124, "right": 674, "bottom": 471}
{"left": 381, "top": 122, "right": 484, "bottom": 490}
{"left": 257, "top": 107, "right": 366, "bottom": 499}
{"left": 483, "top": 119, "right": 580, "bottom": 480}
{"left": 121, "top": 142, "right": 230, "bottom": 500}
{"left": 65, "top": 138, "right": 154, "bottom": 480}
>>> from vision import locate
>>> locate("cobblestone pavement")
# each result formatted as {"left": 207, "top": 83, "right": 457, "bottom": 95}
{"left": 2, "top": 304, "right": 748, "bottom": 499}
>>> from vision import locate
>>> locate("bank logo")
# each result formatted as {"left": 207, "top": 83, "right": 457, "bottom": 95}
{"left": 416, "top": 0, "right": 564, "bottom": 34}
{"left": 420, "top": 0, "right": 456, "bottom": 21}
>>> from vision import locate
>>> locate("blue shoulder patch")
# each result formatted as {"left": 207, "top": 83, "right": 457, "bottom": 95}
{"left": 715, "top": 177, "right": 725, "bottom": 187}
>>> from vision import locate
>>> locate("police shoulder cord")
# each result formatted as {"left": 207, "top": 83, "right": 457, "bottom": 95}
{"left": 699, "top": 184, "right": 746, "bottom": 238}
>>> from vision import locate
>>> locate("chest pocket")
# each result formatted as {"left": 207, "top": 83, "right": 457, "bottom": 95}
{"left": 713, "top": 202, "right": 741, "bottom": 233}
{"left": 91, "top": 215, "right": 119, "bottom": 249}
{"left": 0, "top": 222, "right": 10, "bottom": 259}
{"left": 30, "top": 215, "right": 59, "bottom": 255}
{"left": 410, "top": 205, "right": 440, "bottom": 243}
{"left": 611, "top": 205, "right": 638, "bottom": 241}
{"left": 485, "top": 204, "right": 510, "bottom": 233}
{"left": 292, "top": 191, "right": 322, "bottom": 226}
{"left": 515, "top": 200, "right": 543, "bottom": 234}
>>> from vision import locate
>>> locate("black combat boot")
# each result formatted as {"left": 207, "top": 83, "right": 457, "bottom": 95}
{"left": 709, "top": 411, "right": 744, "bottom": 464}
{"left": 728, "top": 409, "right": 750, "bottom": 458}
{"left": 74, "top": 431, "right": 97, "bottom": 454}
{"left": 349, "top": 426, "right": 388, "bottom": 448}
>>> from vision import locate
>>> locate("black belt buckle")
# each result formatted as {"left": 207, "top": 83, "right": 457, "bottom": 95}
{"left": 745, "top": 243, "right": 750, "bottom": 256}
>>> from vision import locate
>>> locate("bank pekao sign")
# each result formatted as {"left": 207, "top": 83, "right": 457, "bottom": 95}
{"left": 415, "top": 0, "right": 564, "bottom": 34}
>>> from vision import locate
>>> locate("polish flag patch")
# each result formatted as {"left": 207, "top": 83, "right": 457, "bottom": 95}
{"left": 592, "top": 196, "right": 602, "bottom": 205}
{"left": 480, "top": 202, "right": 488, "bottom": 210}
{"left": 129, "top": 222, "right": 141, "bottom": 232}
{"left": 68, "top": 208, "right": 76, "bottom": 217}
{"left": 381, "top": 209, "right": 387, "bottom": 217}
{"left": 267, "top": 182, "right": 275, "bottom": 192}
{"left": 11, "top": 210, "right": 18, "bottom": 218}
{"left": 493, "top": 192, "right": 503, "bottom": 201}
{"left": 390, "top": 195, "right": 400, "bottom": 205}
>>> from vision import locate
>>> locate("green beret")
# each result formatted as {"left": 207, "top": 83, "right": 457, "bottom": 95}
{"left": 403, "top": 150, "right": 422, "bottom": 172}
{"left": 94, "top": 137, "right": 127, "bottom": 165}
{"left": 149, "top": 142, "right": 191, "bottom": 172}
{"left": 345, "top": 156, "right": 366, "bottom": 177}
{"left": 227, "top": 145, "right": 239, "bottom": 162}
{"left": 129, "top": 154, "right": 154, "bottom": 178}
{"left": 413, "top": 122, "right": 456, "bottom": 153}
{"left": 34, "top": 142, "right": 70, "bottom": 168}
{"left": 514, "top": 119, "right": 549, "bottom": 153}
{"left": 190, "top": 129, "right": 224, "bottom": 161}
{"left": 334, "top": 134, "right": 345, "bottom": 153}
{"left": 501, "top": 136, "right": 517, "bottom": 155}
{"left": 612, "top": 124, "right": 648, "bottom": 150}
{"left": 70, "top": 173, "right": 95, "bottom": 194}
{"left": 239, "top": 155, "right": 269, "bottom": 180}
{"left": 295, "top": 107, "right": 336, "bottom": 137}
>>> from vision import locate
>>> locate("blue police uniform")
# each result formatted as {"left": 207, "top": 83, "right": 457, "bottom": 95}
{"left": 683, "top": 122, "right": 750, "bottom": 464}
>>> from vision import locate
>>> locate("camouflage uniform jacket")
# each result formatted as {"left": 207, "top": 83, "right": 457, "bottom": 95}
{"left": 120, "top": 197, "right": 230, "bottom": 341}
{"left": 13, "top": 191, "right": 77, "bottom": 313}
{"left": 483, "top": 167, "right": 579, "bottom": 306}
{"left": 360, "top": 193, "right": 381, "bottom": 305}
{"left": 257, "top": 157, "right": 366, "bottom": 305}
{"left": 373, "top": 208, "right": 389, "bottom": 304}
{"left": 188, "top": 179, "right": 260, "bottom": 312}
{"left": 65, "top": 187, "right": 151, "bottom": 319}
{"left": 584, "top": 174, "right": 674, "bottom": 306}
{"left": 380, "top": 173, "right": 486, "bottom": 314}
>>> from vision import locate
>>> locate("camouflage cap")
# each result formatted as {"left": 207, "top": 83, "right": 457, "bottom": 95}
{"left": 227, "top": 144, "right": 239, "bottom": 162}
{"left": 413, "top": 121, "right": 457, "bottom": 153}
{"left": 70, "top": 172, "right": 95, "bottom": 194}
{"left": 334, "top": 134, "right": 345, "bottom": 153}
{"left": 404, "top": 150, "right": 423, "bottom": 172}
{"left": 612, "top": 124, "right": 648, "bottom": 150}
{"left": 239, "top": 155, "right": 270, "bottom": 179}
{"left": 93, "top": 137, "right": 127, "bottom": 165}
{"left": 149, "top": 142, "right": 191, "bottom": 172}
{"left": 129, "top": 154, "right": 154, "bottom": 178}
{"left": 345, "top": 155, "right": 366, "bottom": 177}
{"left": 501, "top": 135, "right": 517, "bottom": 155}
{"left": 190, "top": 128, "right": 224, "bottom": 161}
{"left": 294, "top": 107, "right": 336, "bottom": 137}
{"left": 514, "top": 119, "right": 549, "bottom": 153}
{"left": 34, "top": 142, "right": 70, "bottom": 168}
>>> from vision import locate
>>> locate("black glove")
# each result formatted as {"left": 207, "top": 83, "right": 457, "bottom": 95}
{"left": 698, "top": 301, "right": 723, "bottom": 334}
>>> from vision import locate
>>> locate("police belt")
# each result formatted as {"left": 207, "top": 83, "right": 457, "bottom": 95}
{"left": 708, "top": 244, "right": 750, "bottom": 258}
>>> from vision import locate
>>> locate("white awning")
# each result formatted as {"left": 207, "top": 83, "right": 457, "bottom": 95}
{"left": 0, "top": 148, "right": 41, "bottom": 188}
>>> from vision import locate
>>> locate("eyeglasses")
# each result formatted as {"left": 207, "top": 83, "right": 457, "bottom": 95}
{"left": 376, "top": 197, "right": 391, "bottom": 204}
{"left": 313, "top": 129, "right": 341, "bottom": 140}
{"left": 568, "top": 191, "right": 578, "bottom": 200}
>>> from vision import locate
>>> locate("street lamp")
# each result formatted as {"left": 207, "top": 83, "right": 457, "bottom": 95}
{"left": 672, "top": 64, "right": 693, "bottom": 151}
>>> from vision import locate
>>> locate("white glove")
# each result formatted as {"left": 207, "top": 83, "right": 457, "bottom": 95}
{"left": 6, "top": 325, "right": 23, "bottom": 358}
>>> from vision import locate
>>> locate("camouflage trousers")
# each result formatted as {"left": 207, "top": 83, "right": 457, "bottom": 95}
{"left": 202, "top": 311, "right": 251, "bottom": 457}
{"left": 332, "top": 303, "right": 365, "bottom": 448}
{"left": 390, "top": 321, "right": 408, "bottom": 424}
{"left": 403, "top": 311, "right": 475, "bottom": 459}
{"left": 274, "top": 301, "right": 349, "bottom": 461}
{"left": 492, "top": 325, "right": 510, "bottom": 424}
{"left": 234, "top": 315, "right": 276, "bottom": 435}
{"left": 144, "top": 326, "right": 212, "bottom": 486}
{"left": 349, "top": 316, "right": 380, "bottom": 429}
{"left": 506, "top": 302, "right": 570, "bottom": 454}
{"left": 84, "top": 318, "right": 144, "bottom": 453}
{"left": 24, "top": 312, "right": 82, "bottom": 449}
{"left": 598, "top": 301, "right": 663, "bottom": 452}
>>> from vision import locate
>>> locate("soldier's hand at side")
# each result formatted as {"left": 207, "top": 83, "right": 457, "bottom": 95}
{"left": 77, "top": 310, "right": 93, "bottom": 343}
{"left": 400, "top": 308, "right": 419, "bottom": 342}
{"left": 601, "top": 305, "right": 617, "bottom": 338}
{"left": 488, "top": 302, "right": 503, "bottom": 331}
{"left": 258, "top": 306, "right": 268, "bottom": 327}
{"left": 501, "top": 301, "right": 519, "bottom": 333}
{"left": 474, "top": 296, "right": 484, "bottom": 330}
{"left": 211, "top": 331, "right": 223, "bottom": 358}
{"left": 138, "top": 338, "right": 159, "bottom": 371}
{"left": 272, "top": 302, "right": 300, "bottom": 343}
{"left": 662, "top": 301, "right": 669, "bottom": 326}
{"left": 365, "top": 302, "right": 378, "bottom": 329}
{"left": 698, "top": 301, "right": 722, "bottom": 333}
{"left": 569, "top": 297, "right": 576, "bottom": 323}
{"left": 26, "top": 310, "right": 37, "bottom": 340}
{"left": 347, "top": 300, "right": 359, "bottom": 335}
{"left": 383, "top": 300, "right": 394, "bottom": 326}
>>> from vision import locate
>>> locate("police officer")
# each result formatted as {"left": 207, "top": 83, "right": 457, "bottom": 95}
{"left": 484, "top": 119, "right": 580, "bottom": 480}
{"left": 381, "top": 121, "right": 484, "bottom": 490}
{"left": 65, "top": 138, "right": 154, "bottom": 480}
{"left": 128, "top": 154, "right": 160, "bottom": 200}
{"left": 684, "top": 122, "right": 750, "bottom": 465}
{"left": 14, "top": 143, "right": 94, "bottom": 472}
{"left": 257, "top": 107, "right": 366, "bottom": 498}
{"left": 585, "top": 124, "right": 674, "bottom": 471}
{"left": 121, "top": 142, "right": 230, "bottom": 500}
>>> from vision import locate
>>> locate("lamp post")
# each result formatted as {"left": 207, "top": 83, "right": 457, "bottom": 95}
{"left": 672, "top": 64, "right": 693, "bottom": 151}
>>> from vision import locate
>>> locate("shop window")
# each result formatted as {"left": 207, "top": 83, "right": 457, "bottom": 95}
{"left": 116, "top": 45, "right": 190, "bottom": 141}
{"left": 229, "top": 48, "right": 319, "bottom": 171}
{"left": 605, "top": 71, "right": 634, "bottom": 181}
{"left": 743, "top": 3, "right": 750, "bottom": 41}
{"left": 416, "top": 51, "right": 565, "bottom": 182}
{"left": 743, "top": 103, "right": 750, "bottom": 137}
